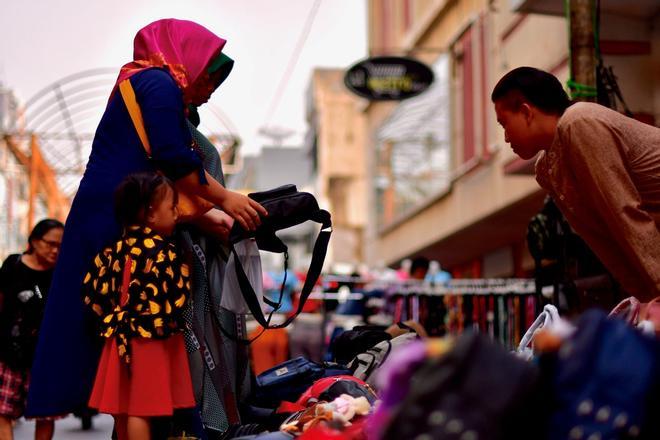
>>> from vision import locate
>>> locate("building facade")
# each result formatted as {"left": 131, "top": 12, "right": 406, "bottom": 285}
{"left": 306, "top": 69, "right": 368, "bottom": 270}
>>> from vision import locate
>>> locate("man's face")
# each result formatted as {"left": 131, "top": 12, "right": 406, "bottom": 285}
{"left": 494, "top": 101, "right": 542, "bottom": 160}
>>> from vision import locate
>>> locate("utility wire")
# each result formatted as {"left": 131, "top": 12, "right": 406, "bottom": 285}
{"left": 262, "top": 0, "right": 322, "bottom": 127}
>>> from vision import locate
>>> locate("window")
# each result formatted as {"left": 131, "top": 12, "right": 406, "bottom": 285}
{"left": 452, "top": 15, "right": 491, "bottom": 165}
{"left": 375, "top": 55, "right": 451, "bottom": 227}
{"left": 458, "top": 26, "right": 476, "bottom": 163}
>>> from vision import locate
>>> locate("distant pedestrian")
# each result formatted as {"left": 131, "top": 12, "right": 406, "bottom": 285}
{"left": 0, "top": 219, "right": 64, "bottom": 440}
{"left": 83, "top": 173, "right": 195, "bottom": 440}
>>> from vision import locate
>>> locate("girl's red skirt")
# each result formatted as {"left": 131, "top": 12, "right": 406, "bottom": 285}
{"left": 88, "top": 333, "right": 195, "bottom": 416}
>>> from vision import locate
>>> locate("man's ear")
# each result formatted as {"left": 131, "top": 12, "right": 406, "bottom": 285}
{"left": 520, "top": 103, "right": 534, "bottom": 124}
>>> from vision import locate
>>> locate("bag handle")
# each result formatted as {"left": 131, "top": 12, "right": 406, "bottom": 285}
{"left": 517, "top": 304, "right": 559, "bottom": 354}
{"left": 232, "top": 209, "right": 332, "bottom": 330}
{"left": 608, "top": 296, "right": 640, "bottom": 325}
{"left": 118, "top": 79, "right": 152, "bottom": 157}
{"left": 639, "top": 296, "right": 660, "bottom": 321}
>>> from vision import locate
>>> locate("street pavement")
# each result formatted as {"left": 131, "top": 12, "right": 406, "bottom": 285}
{"left": 14, "top": 414, "right": 114, "bottom": 439}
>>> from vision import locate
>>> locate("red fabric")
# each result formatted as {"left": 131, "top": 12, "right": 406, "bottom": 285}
{"left": 0, "top": 361, "right": 66, "bottom": 420}
{"left": 112, "top": 19, "right": 226, "bottom": 105}
{"left": 0, "top": 360, "right": 28, "bottom": 418}
{"left": 278, "top": 375, "right": 368, "bottom": 413}
{"left": 291, "top": 292, "right": 322, "bottom": 314}
{"left": 88, "top": 333, "right": 195, "bottom": 416}
{"left": 120, "top": 255, "right": 132, "bottom": 307}
{"left": 298, "top": 416, "right": 368, "bottom": 439}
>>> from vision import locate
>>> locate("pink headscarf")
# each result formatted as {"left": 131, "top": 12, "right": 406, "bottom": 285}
{"left": 113, "top": 18, "right": 227, "bottom": 105}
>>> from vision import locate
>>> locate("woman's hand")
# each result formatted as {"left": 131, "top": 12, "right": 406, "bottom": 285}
{"left": 192, "top": 209, "right": 235, "bottom": 243}
{"left": 218, "top": 190, "right": 268, "bottom": 231}
{"left": 175, "top": 170, "right": 267, "bottom": 231}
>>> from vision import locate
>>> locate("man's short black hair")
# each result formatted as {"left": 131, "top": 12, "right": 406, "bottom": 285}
{"left": 491, "top": 67, "right": 570, "bottom": 115}
{"left": 114, "top": 172, "right": 176, "bottom": 228}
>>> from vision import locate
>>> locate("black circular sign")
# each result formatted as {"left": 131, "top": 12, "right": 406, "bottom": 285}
{"left": 344, "top": 56, "right": 434, "bottom": 101}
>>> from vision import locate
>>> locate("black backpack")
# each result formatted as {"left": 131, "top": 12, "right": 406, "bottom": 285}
{"left": 329, "top": 325, "right": 391, "bottom": 365}
{"left": 527, "top": 197, "right": 570, "bottom": 263}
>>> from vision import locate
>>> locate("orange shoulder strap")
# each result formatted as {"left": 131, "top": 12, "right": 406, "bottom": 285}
{"left": 118, "top": 79, "right": 152, "bottom": 158}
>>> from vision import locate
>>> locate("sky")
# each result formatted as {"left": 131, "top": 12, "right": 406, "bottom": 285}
{"left": 0, "top": 0, "right": 367, "bottom": 156}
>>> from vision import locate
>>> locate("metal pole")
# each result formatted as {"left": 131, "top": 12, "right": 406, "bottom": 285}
{"left": 569, "top": 0, "right": 597, "bottom": 102}
{"left": 28, "top": 135, "right": 38, "bottom": 231}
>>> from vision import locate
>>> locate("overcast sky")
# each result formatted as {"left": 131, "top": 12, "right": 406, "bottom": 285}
{"left": 0, "top": 0, "right": 367, "bottom": 155}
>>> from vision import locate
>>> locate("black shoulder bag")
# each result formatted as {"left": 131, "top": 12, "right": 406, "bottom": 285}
{"left": 228, "top": 184, "right": 332, "bottom": 329}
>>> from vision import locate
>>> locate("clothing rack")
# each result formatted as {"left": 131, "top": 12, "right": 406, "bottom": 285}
{"left": 303, "top": 276, "right": 541, "bottom": 354}
{"left": 398, "top": 279, "right": 535, "bottom": 295}
{"left": 322, "top": 275, "right": 536, "bottom": 296}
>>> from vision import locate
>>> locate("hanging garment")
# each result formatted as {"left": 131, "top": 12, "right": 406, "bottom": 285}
{"left": 508, "top": 296, "right": 516, "bottom": 349}
{"left": 498, "top": 296, "right": 507, "bottom": 348}
{"left": 425, "top": 295, "right": 447, "bottom": 336}
{"left": 469, "top": 295, "right": 478, "bottom": 332}
{"left": 393, "top": 296, "right": 404, "bottom": 323}
{"left": 479, "top": 296, "right": 488, "bottom": 333}
{"left": 488, "top": 295, "right": 496, "bottom": 339}
{"left": 411, "top": 295, "right": 420, "bottom": 322}
{"left": 457, "top": 295, "right": 465, "bottom": 334}
{"left": 513, "top": 296, "right": 522, "bottom": 347}
{"left": 525, "top": 295, "right": 537, "bottom": 330}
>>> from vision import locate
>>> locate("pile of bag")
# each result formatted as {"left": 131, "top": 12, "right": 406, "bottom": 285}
{"left": 369, "top": 308, "right": 660, "bottom": 440}
{"left": 237, "top": 300, "right": 660, "bottom": 440}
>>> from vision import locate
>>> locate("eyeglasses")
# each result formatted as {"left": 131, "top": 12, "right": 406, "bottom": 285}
{"left": 39, "top": 238, "right": 62, "bottom": 250}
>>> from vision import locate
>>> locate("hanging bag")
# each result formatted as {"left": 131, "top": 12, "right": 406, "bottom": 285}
{"left": 227, "top": 184, "right": 332, "bottom": 330}
{"left": 119, "top": 79, "right": 213, "bottom": 222}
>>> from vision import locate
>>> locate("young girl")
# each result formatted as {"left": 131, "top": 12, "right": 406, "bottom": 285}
{"left": 82, "top": 172, "right": 195, "bottom": 440}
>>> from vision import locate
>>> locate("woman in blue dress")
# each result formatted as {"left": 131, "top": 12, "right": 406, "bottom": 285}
{"left": 26, "top": 18, "right": 266, "bottom": 417}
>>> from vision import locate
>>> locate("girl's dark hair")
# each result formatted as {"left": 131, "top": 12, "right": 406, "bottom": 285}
{"left": 114, "top": 172, "right": 177, "bottom": 228}
{"left": 27, "top": 219, "right": 64, "bottom": 253}
{"left": 491, "top": 66, "right": 570, "bottom": 115}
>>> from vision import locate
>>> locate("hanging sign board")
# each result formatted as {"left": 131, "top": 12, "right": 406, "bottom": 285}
{"left": 344, "top": 56, "right": 434, "bottom": 101}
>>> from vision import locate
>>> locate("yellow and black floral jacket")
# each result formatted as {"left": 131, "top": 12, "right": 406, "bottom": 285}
{"left": 82, "top": 225, "right": 191, "bottom": 364}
